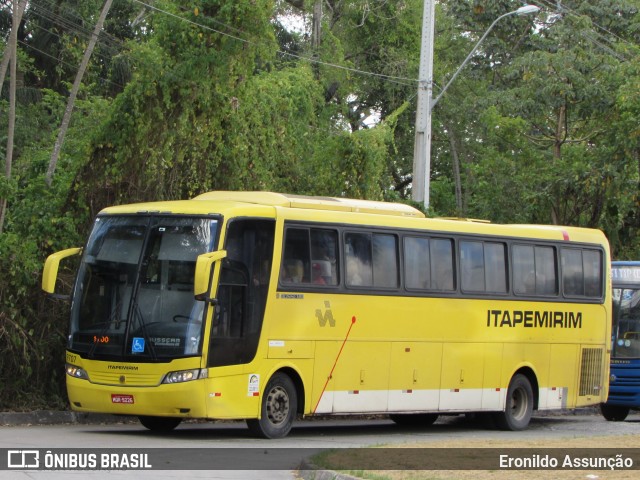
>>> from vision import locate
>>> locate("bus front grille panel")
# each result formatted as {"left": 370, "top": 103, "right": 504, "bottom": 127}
{"left": 579, "top": 347, "right": 603, "bottom": 396}
{"left": 90, "top": 372, "right": 160, "bottom": 386}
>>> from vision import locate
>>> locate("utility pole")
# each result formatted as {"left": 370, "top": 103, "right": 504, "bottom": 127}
{"left": 412, "top": 0, "right": 435, "bottom": 210}
{"left": 312, "top": 0, "right": 322, "bottom": 51}
{"left": 411, "top": 3, "right": 539, "bottom": 211}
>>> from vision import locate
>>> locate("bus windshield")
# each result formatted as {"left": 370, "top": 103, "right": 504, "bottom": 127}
{"left": 612, "top": 287, "right": 640, "bottom": 359}
{"left": 69, "top": 215, "right": 218, "bottom": 360}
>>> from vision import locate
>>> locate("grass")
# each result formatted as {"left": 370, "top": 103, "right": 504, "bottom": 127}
{"left": 306, "top": 435, "right": 640, "bottom": 480}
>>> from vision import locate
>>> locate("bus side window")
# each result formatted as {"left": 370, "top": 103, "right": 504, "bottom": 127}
{"left": 484, "top": 242, "right": 507, "bottom": 293}
{"left": 431, "top": 238, "right": 454, "bottom": 291}
{"left": 345, "top": 233, "right": 372, "bottom": 287}
{"left": 461, "top": 240, "right": 485, "bottom": 292}
{"left": 535, "top": 246, "right": 558, "bottom": 295}
{"left": 513, "top": 245, "right": 535, "bottom": 295}
{"left": 561, "top": 247, "right": 603, "bottom": 298}
{"left": 281, "top": 228, "right": 310, "bottom": 284}
{"left": 310, "top": 229, "right": 339, "bottom": 286}
{"left": 514, "top": 244, "right": 558, "bottom": 296}
{"left": 373, "top": 234, "right": 398, "bottom": 288}
{"left": 404, "top": 236, "right": 430, "bottom": 290}
{"left": 583, "top": 249, "right": 603, "bottom": 297}
{"left": 561, "top": 248, "right": 584, "bottom": 296}
{"left": 345, "top": 243, "right": 364, "bottom": 286}
{"left": 345, "top": 232, "right": 398, "bottom": 288}
{"left": 460, "top": 240, "right": 506, "bottom": 294}
{"left": 281, "top": 227, "right": 340, "bottom": 287}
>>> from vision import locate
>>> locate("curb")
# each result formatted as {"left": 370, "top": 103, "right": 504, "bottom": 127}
{"left": 0, "top": 410, "right": 130, "bottom": 426}
{"left": 297, "top": 459, "right": 361, "bottom": 480}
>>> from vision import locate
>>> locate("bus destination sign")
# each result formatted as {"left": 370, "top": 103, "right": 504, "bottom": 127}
{"left": 612, "top": 265, "right": 640, "bottom": 284}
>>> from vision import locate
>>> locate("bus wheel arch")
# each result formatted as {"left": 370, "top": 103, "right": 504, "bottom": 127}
{"left": 277, "top": 366, "right": 305, "bottom": 415}
{"left": 246, "top": 368, "right": 304, "bottom": 439}
{"left": 494, "top": 368, "right": 537, "bottom": 431}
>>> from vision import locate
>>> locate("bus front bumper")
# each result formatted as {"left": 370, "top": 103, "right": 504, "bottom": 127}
{"left": 66, "top": 376, "right": 208, "bottom": 418}
{"left": 606, "top": 387, "right": 640, "bottom": 408}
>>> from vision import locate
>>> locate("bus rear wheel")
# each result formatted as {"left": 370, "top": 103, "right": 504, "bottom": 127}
{"left": 494, "top": 374, "right": 533, "bottom": 431}
{"left": 600, "top": 403, "right": 630, "bottom": 421}
{"left": 247, "top": 373, "right": 297, "bottom": 439}
{"left": 138, "top": 415, "right": 182, "bottom": 432}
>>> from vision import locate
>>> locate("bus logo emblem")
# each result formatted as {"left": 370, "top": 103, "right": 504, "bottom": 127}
{"left": 315, "top": 301, "right": 335, "bottom": 327}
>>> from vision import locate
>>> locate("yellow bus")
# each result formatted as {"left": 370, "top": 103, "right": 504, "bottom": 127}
{"left": 43, "top": 191, "right": 611, "bottom": 438}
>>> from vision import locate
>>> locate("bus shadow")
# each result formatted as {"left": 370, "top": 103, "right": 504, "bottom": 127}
{"left": 84, "top": 413, "right": 592, "bottom": 441}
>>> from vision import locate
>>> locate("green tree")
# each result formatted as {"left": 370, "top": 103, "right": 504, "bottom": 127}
{"left": 430, "top": 0, "right": 640, "bottom": 239}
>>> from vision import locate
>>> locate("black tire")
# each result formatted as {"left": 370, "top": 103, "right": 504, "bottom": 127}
{"left": 600, "top": 403, "right": 630, "bottom": 422}
{"left": 494, "top": 374, "right": 534, "bottom": 431}
{"left": 138, "top": 415, "right": 182, "bottom": 432}
{"left": 246, "top": 373, "right": 297, "bottom": 439}
{"left": 389, "top": 413, "right": 438, "bottom": 426}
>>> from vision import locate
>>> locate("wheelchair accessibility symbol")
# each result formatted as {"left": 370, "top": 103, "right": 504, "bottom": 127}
{"left": 132, "top": 337, "right": 145, "bottom": 353}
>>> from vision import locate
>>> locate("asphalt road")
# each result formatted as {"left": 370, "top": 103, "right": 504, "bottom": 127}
{"left": 0, "top": 410, "right": 638, "bottom": 479}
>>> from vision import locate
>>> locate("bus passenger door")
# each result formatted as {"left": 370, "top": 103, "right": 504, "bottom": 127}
{"left": 208, "top": 219, "right": 275, "bottom": 368}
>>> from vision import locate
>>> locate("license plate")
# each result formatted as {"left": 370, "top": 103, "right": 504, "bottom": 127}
{"left": 111, "top": 394, "right": 134, "bottom": 404}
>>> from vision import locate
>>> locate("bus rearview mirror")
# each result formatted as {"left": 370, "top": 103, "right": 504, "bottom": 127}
{"left": 194, "top": 250, "right": 227, "bottom": 300}
{"left": 42, "top": 247, "right": 82, "bottom": 294}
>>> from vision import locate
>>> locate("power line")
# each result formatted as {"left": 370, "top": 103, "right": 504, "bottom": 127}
{"left": 552, "top": 0, "right": 636, "bottom": 48}
{"left": 27, "top": 17, "right": 123, "bottom": 66}
{"left": 31, "top": 0, "right": 125, "bottom": 49}
{"left": 534, "top": 0, "right": 638, "bottom": 62}
{"left": 14, "top": 0, "right": 132, "bottom": 90}
{"left": 17, "top": 38, "right": 125, "bottom": 90}
{"left": 130, "top": 0, "right": 419, "bottom": 86}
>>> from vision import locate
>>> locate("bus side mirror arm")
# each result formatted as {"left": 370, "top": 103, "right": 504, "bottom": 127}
{"left": 194, "top": 250, "right": 227, "bottom": 303}
{"left": 42, "top": 247, "right": 83, "bottom": 295}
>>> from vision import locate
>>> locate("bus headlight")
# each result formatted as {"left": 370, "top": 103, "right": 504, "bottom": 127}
{"left": 66, "top": 363, "right": 89, "bottom": 380}
{"left": 162, "top": 369, "right": 208, "bottom": 384}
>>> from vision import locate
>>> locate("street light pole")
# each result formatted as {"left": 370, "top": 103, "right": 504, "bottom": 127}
{"left": 411, "top": 3, "right": 540, "bottom": 210}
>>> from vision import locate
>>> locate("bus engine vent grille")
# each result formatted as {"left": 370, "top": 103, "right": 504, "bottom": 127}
{"left": 579, "top": 347, "right": 603, "bottom": 396}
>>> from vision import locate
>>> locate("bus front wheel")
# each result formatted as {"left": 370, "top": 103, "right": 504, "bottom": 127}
{"left": 247, "top": 372, "right": 297, "bottom": 439}
{"left": 494, "top": 374, "right": 533, "bottom": 431}
{"left": 138, "top": 415, "right": 182, "bottom": 432}
{"left": 600, "top": 403, "right": 630, "bottom": 421}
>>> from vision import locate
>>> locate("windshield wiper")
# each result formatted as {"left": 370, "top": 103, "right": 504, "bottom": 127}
{"left": 131, "top": 302, "right": 158, "bottom": 361}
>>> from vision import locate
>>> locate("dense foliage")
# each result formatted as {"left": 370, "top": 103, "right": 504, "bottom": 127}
{"left": 1, "top": 0, "right": 639, "bottom": 409}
